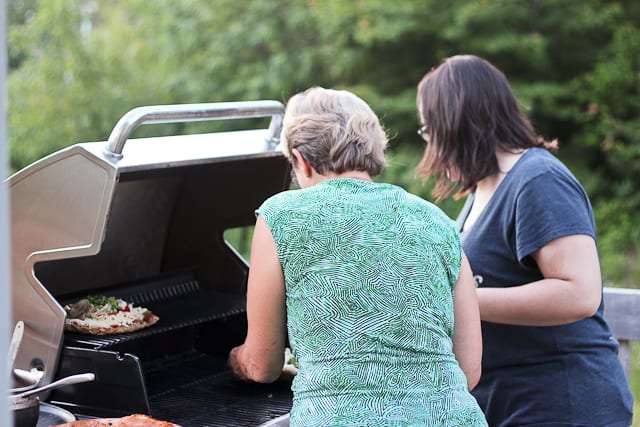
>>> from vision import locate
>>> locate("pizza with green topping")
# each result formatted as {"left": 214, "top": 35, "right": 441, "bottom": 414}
{"left": 63, "top": 295, "right": 159, "bottom": 335}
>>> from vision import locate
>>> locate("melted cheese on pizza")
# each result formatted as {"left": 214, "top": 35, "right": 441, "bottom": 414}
{"left": 68, "top": 306, "right": 148, "bottom": 327}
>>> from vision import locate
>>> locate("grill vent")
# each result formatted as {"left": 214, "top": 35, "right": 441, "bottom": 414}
{"left": 125, "top": 277, "right": 200, "bottom": 306}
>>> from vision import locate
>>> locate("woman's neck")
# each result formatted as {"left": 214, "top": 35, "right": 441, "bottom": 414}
{"left": 320, "top": 170, "right": 373, "bottom": 183}
{"left": 463, "top": 149, "right": 527, "bottom": 232}
{"left": 298, "top": 169, "right": 372, "bottom": 188}
{"left": 476, "top": 149, "right": 527, "bottom": 192}
{"left": 496, "top": 149, "right": 526, "bottom": 174}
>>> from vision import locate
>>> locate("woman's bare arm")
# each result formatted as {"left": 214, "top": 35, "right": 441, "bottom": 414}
{"left": 476, "top": 234, "right": 601, "bottom": 326}
{"left": 227, "top": 215, "right": 287, "bottom": 383}
{"left": 452, "top": 252, "right": 483, "bottom": 390}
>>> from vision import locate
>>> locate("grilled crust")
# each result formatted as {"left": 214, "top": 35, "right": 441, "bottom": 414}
{"left": 65, "top": 313, "right": 160, "bottom": 336}
{"left": 51, "top": 413, "right": 182, "bottom": 427}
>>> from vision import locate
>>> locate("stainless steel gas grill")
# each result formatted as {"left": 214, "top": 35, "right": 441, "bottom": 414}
{"left": 9, "top": 102, "right": 293, "bottom": 426}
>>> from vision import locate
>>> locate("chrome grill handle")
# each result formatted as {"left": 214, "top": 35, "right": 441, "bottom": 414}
{"left": 103, "top": 100, "right": 285, "bottom": 159}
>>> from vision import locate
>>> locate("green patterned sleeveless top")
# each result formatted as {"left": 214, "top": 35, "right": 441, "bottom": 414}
{"left": 257, "top": 178, "right": 487, "bottom": 427}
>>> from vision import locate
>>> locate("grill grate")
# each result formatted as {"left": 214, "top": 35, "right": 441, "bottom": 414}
{"left": 62, "top": 271, "right": 246, "bottom": 350}
{"left": 146, "top": 352, "right": 292, "bottom": 426}
{"left": 55, "top": 271, "right": 292, "bottom": 425}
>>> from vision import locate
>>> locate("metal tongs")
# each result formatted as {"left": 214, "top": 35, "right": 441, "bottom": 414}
{"left": 8, "top": 320, "right": 24, "bottom": 370}
{"left": 13, "top": 373, "right": 96, "bottom": 399}
{"left": 8, "top": 320, "right": 46, "bottom": 387}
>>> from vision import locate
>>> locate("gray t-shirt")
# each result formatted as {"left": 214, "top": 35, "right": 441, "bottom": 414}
{"left": 259, "top": 178, "right": 487, "bottom": 427}
{"left": 457, "top": 148, "right": 633, "bottom": 427}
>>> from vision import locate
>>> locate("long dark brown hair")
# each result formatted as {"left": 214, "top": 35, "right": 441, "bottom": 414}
{"left": 416, "top": 54, "right": 556, "bottom": 201}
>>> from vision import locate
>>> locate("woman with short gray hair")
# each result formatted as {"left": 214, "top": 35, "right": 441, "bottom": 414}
{"left": 228, "top": 87, "right": 488, "bottom": 426}
{"left": 280, "top": 87, "right": 388, "bottom": 178}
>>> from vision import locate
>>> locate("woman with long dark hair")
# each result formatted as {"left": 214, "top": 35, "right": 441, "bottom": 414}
{"left": 415, "top": 54, "right": 633, "bottom": 427}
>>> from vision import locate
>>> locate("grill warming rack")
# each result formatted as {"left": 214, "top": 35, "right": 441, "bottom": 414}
{"left": 60, "top": 271, "right": 246, "bottom": 350}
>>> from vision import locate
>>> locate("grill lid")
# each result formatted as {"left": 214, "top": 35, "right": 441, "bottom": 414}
{"left": 8, "top": 101, "right": 285, "bottom": 391}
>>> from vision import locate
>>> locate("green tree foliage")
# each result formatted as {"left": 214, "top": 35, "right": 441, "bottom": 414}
{"left": 6, "top": 0, "right": 640, "bottom": 286}
{"left": 574, "top": 23, "right": 640, "bottom": 286}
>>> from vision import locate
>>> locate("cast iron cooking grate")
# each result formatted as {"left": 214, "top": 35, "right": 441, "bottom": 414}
{"left": 61, "top": 271, "right": 246, "bottom": 350}
{"left": 145, "top": 352, "right": 292, "bottom": 427}
{"left": 55, "top": 271, "right": 293, "bottom": 425}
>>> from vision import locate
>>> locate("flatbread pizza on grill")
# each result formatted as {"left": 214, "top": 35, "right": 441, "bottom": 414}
{"left": 51, "top": 413, "right": 181, "bottom": 427}
{"left": 64, "top": 295, "right": 159, "bottom": 336}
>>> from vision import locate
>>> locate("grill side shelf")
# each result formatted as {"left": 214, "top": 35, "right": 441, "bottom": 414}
{"left": 60, "top": 271, "right": 246, "bottom": 350}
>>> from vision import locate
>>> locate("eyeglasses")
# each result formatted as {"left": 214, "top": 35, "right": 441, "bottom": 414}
{"left": 417, "top": 125, "right": 429, "bottom": 142}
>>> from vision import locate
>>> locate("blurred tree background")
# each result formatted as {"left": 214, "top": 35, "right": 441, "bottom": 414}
{"left": 5, "top": 0, "right": 640, "bottom": 419}
{"left": 10, "top": 0, "right": 639, "bottom": 287}
{"left": 7, "top": 0, "right": 640, "bottom": 281}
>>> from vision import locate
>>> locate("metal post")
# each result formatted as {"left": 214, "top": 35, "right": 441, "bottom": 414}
{"left": 0, "top": 0, "right": 12, "bottom": 425}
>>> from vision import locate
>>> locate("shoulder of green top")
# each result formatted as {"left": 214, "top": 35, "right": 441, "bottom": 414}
{"left": 87, "top": 295, "right": 119, "bottom": 312}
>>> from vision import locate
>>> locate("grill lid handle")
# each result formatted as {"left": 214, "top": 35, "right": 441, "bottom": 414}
{"left": 103, "top": 100, "right": 285, "bottom": 159}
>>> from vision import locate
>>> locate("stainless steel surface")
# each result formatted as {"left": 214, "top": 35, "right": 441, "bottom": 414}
{"left": 8, "top": 101, "right": 286, "bottom": 396}
{"left": 10, "top": 394, "right": 39, "bottom": 427}
{"left": 90, "top": 128, "right": 285, "bottom": 174}
{"left": 13, "top": 373, "right": 95, "bottom": 399}
{"left": 1, "top": 9, "right": 12, "bottom": 426}
{"left": 9, "top": 146, "right": 118, "bottom": 390}
{"left": 104, "top": 100, "right": 284, "bottom": 157}
{"left": 9, "top": 320, "right": 24, "bottom": 369}
{"left": 36, "top": 402, "right": 75, "bottom": 426}
{"left": 258, "top": 413, "right": 290, "bottom": 427}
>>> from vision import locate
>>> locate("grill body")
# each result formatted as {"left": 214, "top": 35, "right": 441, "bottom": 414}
{"left": 9, "top": 102, "right": 293, "bottom": 426}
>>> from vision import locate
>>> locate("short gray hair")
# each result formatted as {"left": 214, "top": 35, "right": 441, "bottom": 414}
{"left": 281, "top": 87, "right": 388, "bottom": 176}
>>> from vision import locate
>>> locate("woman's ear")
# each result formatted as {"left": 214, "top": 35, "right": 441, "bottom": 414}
{"left": 291, "top": 149, "right": 313, "bottom": 178}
